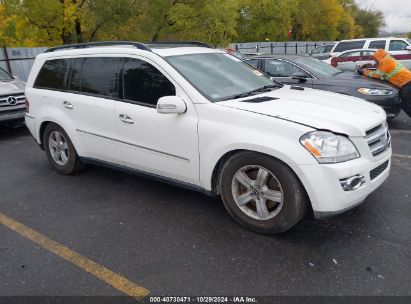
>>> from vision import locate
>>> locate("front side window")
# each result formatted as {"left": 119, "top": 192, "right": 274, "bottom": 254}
{"left": 34, "top": 59, "right": 69, "bottom": 90}
{"left": 80, "top": 57, "right": 121, "bottom": 97}
{"left": 123, "top": 58, "right": 176, "bottom": 107}
{"left": 369, "top": 40, "right": 386, "bottom": 49}
{"left": 0, "top": 67, "right": 13, "bottom": 81}
{"left": 264, "top": 59, "right": 308, "bottom": 77}
{"left": 389, "top": 40, "right": 409, "bottom": 51}
{"left": 324, "top": 45, "right": 335, "bottom": 52}
{"left": 334, "top": 40, "right": 366, "bottom": 52}
{"left": 167, "top": 53, "right": 278, "bottom": 102}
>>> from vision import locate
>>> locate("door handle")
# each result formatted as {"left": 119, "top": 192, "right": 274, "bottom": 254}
{"left": 119, "top": 114, "right": 134, "bottom": 124}
{"left": 62, "top": 101, "right": 74, "bottom": 110}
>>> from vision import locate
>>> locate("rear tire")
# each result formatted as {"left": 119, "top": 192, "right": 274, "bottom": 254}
{"left": 220, "top": 152, "right": 308, "bottom": 234}
{"left": 43, "top": 123, "right": 84, "bottom": 175}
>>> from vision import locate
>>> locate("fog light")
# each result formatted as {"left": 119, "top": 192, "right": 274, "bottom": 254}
{"left": 340, "top": 175, "right": 365, "bottom": 191}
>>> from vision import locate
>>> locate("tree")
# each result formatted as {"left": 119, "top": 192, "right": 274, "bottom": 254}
{"left": 236, "top": 0, "right": 296, "bottom": 42}
{"left": 292, "top": 0, "right": 343, "bottom": 41}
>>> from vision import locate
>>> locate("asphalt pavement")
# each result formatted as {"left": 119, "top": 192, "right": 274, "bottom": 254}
{"left": 0, "top": 112, "right": 410, "bottom": 301}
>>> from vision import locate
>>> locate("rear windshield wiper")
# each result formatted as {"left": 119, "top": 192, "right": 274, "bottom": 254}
{"left": 223, "top": 84, "right": 282, "bottom": 101}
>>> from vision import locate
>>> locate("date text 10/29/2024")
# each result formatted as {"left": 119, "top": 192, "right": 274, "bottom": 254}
{"left": 149, "top": 297, "right": 258, "bottom": 303}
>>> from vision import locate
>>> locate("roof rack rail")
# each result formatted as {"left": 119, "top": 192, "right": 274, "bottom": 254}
{"left": 45, "top": 41, "right": 151, "bottom": 53}
{"left": 147, "top": 41, "right": 215, "bottom": 49}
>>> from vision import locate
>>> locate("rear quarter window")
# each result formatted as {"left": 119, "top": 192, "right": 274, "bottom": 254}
{"left": 334, "top": 41, "right": 366, "bottom": 53}
{"left": 33, "top": 59, "right": 69, "bottom": 90}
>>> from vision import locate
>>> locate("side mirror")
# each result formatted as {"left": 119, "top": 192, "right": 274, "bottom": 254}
{"left": 157, "top": 96, "right": 187, "bottom": 114}
{"left": 406, "top": 46, "right": 411, "bottom": 51}
{"left": 13, "top": 75, "right": 19, "bottom": 80}
{"left": 291, "top": 72, "right": 308, "bottom": 82}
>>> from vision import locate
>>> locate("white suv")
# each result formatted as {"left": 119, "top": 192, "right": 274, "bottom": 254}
{"left": 25, "top": 41, "right": 391, "bottom": 234}
{"left": 330, "top": 37, "right": 411, "bottom": 68}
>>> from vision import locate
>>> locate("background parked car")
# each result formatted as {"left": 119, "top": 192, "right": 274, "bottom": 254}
{"left": 328, "top": 49, "right": 377, "bottom": 71}
{"left": 0, "top": 67, "right": 26, "bottom": 125}
{"left": 309, "top": 44, "right": 335, "bottom": 60}
{"left": 246, "top": 54, "right": 402, "bottom": 119}
{"left": 330, "top": 37, "right": 411, "bottom": 69}
{"left": 328, "top": 48, "right": 411, "bottom": 72}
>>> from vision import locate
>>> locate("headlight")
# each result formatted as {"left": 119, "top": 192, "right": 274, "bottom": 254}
{"left": 300, "top": 131, "right": 360, "bottom": 163}
{"left": 357, "top": 88, "right": 393, "bottom": 96}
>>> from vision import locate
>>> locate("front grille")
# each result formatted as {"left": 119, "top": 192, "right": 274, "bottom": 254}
{"left": 0, "top": 94, "right": 25, "bottom": 108}
{"left": 370, "top": 160, "right": 389, "bottom": 180}
{"left": 365, "top": 123, "right": 391, "bottom": 157}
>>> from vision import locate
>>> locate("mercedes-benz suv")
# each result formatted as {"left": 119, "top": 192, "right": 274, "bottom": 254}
{"left": 25, "top": 41, "right": 391, "bottom": 234}
{"left": 0, "top": 67, "right": 26, "bottom": 125}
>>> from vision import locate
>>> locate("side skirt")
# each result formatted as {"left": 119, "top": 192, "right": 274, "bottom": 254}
{"left": 80, "top": 157, "right": 217, "bottom": 197}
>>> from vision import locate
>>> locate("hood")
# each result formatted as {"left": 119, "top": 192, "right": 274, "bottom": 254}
{"left": 218, "top": 86, "right": 386, "bottom": 137}
{"left": 327, "top": 71, "right": 397, "bottom": 90}
{"left": 0, "top": 79, "right": 26, "bottom": 95}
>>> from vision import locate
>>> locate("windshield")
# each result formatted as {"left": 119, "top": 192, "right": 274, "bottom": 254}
{"left": 167, "top": 53, "right": 281, "bottom": 102}
{"left": 0, "top": 67, "right": 13, "bottom": 81}
{"left": 293, "top": 56, "right": 342, "bottom": 77}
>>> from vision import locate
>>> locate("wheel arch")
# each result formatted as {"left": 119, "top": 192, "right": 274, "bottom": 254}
{"left": 210, "top": 149, "right": 314, "bottom": 216}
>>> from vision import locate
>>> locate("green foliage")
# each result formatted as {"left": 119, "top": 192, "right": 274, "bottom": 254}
{"left": 0, "top": 0, "right": 388, "bottom": 47}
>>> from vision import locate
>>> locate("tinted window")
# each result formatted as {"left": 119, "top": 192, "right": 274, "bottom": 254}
{"left": 81, "top": 57, "right": 121, "bottom": 97}
{"left": 34, "top": 59, "right": 69, "bottom": 90}
{"left": 324, "top": 45, "right": 335, "bottom": 52}
{"left": 389, "top": 40, "right": 408, "bottom": 51}
{"left": 369, "top": 40, "right": 386, "bottom": 49}
{"left": 334, "top": 40, "right": 366, "bottom": 52}
{"left": 123, "top": 58, "right": 175, "bottom": 106}
{"left": 246, "top": 59, "right": 258, "bottom": 68}
{"left": 68, "top": 58, "right": 82, "bottom": 92}
{"left": 264, "top": 59, "right": 309, "bottom": 77}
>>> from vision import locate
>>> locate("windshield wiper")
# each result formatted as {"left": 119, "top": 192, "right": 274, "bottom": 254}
{"left": 223, "top": 84, "right": 282, "bottom": 101}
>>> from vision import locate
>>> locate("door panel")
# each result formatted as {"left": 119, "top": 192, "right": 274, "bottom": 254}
{"left": 115, "top": 57, "right": 199, "bottom": 185}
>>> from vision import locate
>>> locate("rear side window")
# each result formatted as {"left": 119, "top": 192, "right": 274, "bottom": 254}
{"left": 123, "top": 58, "right": 176, "bottom": 107}
{"left": 34, "top": 59, "right": 69, "bottom": 90}
{"left": 334, "top": 41, "right": 366, "bottom": 53}
{"left": 80, "top": 57, "right": 121, "bottom": 97}
{"left": 369, "top": 40, "right": 386, "bottom": 49}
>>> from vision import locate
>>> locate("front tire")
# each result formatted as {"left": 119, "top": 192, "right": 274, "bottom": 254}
{"left": 220, "top": 152, "right": 308, "bottom": 234}
{"left": 43, "top": 123, "right": 83, "bottom": 175}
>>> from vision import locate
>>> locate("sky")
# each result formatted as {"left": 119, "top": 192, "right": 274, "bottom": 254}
{"left": 356, "top": 0, "right": 411, "bottom": 33}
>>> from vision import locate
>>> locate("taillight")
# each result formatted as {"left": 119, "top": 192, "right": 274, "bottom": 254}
{"left": 25, "top": 98, "right": 29, "bottom": 113}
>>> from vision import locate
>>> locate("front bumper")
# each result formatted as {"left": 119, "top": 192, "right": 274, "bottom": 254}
{"left": 0, "top": 107, "right": 25, "bottom": 123}
{"left": 291, "top": 148, "right": 391, "bottom": 218}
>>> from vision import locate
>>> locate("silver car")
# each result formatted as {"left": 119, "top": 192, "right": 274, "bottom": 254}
{"left": 0, "top": 67, "right": 26, "bottom": 124}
